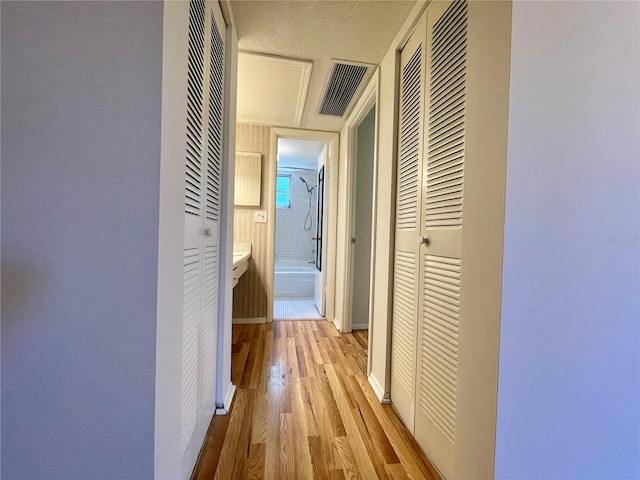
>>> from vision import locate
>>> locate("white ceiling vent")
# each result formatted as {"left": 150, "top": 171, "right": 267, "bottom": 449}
{"left": 318, "top": 60, "right": 375, "bottom": 117}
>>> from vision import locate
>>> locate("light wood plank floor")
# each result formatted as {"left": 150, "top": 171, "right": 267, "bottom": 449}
{"left": 193, "top": 321, "right": 440, "bottom": 480}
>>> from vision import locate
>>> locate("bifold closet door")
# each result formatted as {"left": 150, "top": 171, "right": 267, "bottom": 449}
{"left": 390, "top": 12, "right": 427, "bottom": 432}
{"left": 181, "top": 0, "right": 225, "bottom": 467}
{"left": 390, "top": 1, "right": 467, "bottom": 478}
{"left": 414, "top": 1, "right": 467, "bottom": 479}
{"left": 200, "top": 0, "right": 225, "bottom": 428}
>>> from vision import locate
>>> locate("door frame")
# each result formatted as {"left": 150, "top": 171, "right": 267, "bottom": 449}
{"left": 267, "top": 128, "right": 340, "bottom": 323}
{"left": 339, "top": 71, "right": 379, "bottom": 375}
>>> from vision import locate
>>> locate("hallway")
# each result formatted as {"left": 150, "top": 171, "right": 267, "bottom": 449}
{"left": 194, "top": 322, "right": 440, "bottom": 479}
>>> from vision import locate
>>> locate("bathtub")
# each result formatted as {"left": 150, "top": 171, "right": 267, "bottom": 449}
{"left": 274, "top": 261, "right": 315, "bottom": 298}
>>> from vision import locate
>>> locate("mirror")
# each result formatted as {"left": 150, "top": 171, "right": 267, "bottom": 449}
{"left": 234, "top": 151, "right": 262, "bottom": 207}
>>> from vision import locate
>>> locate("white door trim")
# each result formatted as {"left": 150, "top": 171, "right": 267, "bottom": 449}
{"left": 267, "top": 128, "right": 340, "bottom": 323}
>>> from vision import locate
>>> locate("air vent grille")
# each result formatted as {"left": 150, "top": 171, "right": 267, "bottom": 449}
{"left": 318, "top": 61, "right": 372, "bottom": 116}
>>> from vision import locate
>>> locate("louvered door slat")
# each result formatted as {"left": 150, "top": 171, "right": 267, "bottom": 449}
{"left": 429, "top": 158, "right": 464, "bottom": 178}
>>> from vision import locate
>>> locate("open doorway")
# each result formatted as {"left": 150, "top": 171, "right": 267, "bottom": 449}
{"left": 267, "top": 129, "right": 339, "bottom": 323}
{"left": 273, "top": 138, "right": 326, "bottom": 320}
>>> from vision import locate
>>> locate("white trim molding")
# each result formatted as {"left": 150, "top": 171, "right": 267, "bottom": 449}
{"left": 333, "top": 318, "right": 342, "bottom": 332}
{"left": 215, "top": 383, "right": 237, "bottom": 415}
{"left": 267, "top": 128, "right": 340, "bottom": 325}
{"left": 335, "top": 68, "right": 380, "bottom": 380}
{"left": 368, "top": 372, "right": 391, "bottom": 404}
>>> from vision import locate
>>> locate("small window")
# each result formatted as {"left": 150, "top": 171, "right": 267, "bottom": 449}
{"left": 276, "top": 175, "right": 291, "bottom": 208}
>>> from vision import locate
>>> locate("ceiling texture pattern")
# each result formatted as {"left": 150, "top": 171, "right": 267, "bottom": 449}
{"left": 230, "top": 0, "right": 416, "bottom": 132}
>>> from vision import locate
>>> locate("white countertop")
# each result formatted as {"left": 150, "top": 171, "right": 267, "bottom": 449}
{"left": 232, "top": 251, "right": 251, "bottom": 267}
{"left": 232, "top": 251, "right": 251, "bottom": 288}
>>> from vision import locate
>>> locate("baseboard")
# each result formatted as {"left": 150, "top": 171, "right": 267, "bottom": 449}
{"left": 368, "top": 372, "right": 391, "bottom": 404}
{"left": 352, "top": 323, "right": 369, "bottom": 330}
{"left": 332, "top": 317, "right": 342, "bottom": 332}
{"left": 215, "top": 382, "right": 236, "bottom": 415}
{"left": 232, "top": 316, "right": 266, "bottom": 324}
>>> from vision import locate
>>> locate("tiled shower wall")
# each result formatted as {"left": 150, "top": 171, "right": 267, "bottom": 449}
{"left": 275, "top": 169, "right": 318, "bottom": 265}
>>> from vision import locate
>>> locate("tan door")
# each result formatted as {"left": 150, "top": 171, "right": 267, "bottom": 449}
{"left": 414, "top": 1, "right": 467, "bottom": 478}
{"left": 390, "top": 12, "right": 427, "bottom": 432}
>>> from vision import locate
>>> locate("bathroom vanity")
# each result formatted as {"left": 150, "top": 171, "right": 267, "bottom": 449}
{"left": 232, "top": 244, "right": 251, "bottom": 288}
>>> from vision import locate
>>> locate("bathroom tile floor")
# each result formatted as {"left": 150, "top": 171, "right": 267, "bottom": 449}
{"left": 273, "top": 296, "right": 323, "bottom": 320}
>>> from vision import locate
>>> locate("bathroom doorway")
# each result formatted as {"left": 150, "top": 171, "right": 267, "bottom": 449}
{"left": 273, "top": 137, "right": 326, "bottom": 320}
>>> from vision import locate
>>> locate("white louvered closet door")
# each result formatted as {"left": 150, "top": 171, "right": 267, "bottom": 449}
{"left": 414, "top": 1, "right": 467, "bottom": 478}
{"left": 182, "top": 0, "right": 225, "bottom": 467}
{"left": 182, "top": 0, "right": 206, "bottom": 460}
{"left": 199, "top": 0, "right": 225, "bottom": 429}
{"left": 201, "top": 2, "right": 226, "bottom": 431}
{"left": 390, "top": 12, "right": 427, "bottom": 432}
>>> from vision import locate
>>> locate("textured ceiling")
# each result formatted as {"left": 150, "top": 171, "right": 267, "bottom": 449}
{"left": 230, "top": 0, "right": 416, "bottom": 132}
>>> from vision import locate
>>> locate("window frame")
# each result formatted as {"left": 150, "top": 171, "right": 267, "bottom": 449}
{"left": 276, "top": 174, "right": 292, "bottom": 209}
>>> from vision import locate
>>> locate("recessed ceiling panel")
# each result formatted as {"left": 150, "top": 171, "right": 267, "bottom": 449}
{"left": 237, "top": 52, "right": 312, "bottom": 127}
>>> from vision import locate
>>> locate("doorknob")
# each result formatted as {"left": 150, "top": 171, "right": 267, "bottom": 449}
{"left": 419, "top": 235, "right": 430, "bottom": 246}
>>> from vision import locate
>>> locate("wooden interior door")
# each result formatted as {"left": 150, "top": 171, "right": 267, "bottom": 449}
{"left": 389, "top": 12, "right": 427, "bottom": 432}
{"left": 413, "top": 1, "right": 467, "bottom": 478}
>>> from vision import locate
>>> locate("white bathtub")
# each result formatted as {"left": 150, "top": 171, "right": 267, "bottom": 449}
{"left": 274, "top": 261, "right": 315, "bottom": 298}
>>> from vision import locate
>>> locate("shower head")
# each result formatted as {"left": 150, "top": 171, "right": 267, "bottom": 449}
{"left": 299, "top": 176, "right": 317, "bottom": 193}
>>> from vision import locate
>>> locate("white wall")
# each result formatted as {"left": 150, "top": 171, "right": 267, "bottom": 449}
{"left": 496, "top": 2, "right": 640, "bottom": 478}
{"left": 1, "top": 2, "right": 163, "bottom": 477}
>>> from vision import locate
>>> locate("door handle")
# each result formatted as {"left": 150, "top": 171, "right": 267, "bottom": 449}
{"left": 204, "top": 228, "right": 212, "bottom": 237}
{"left": 351, "top": 237, "right": 356, "bottom": 244}
{"left": 419, "top": 235, "right": 430, "bottom": 246}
